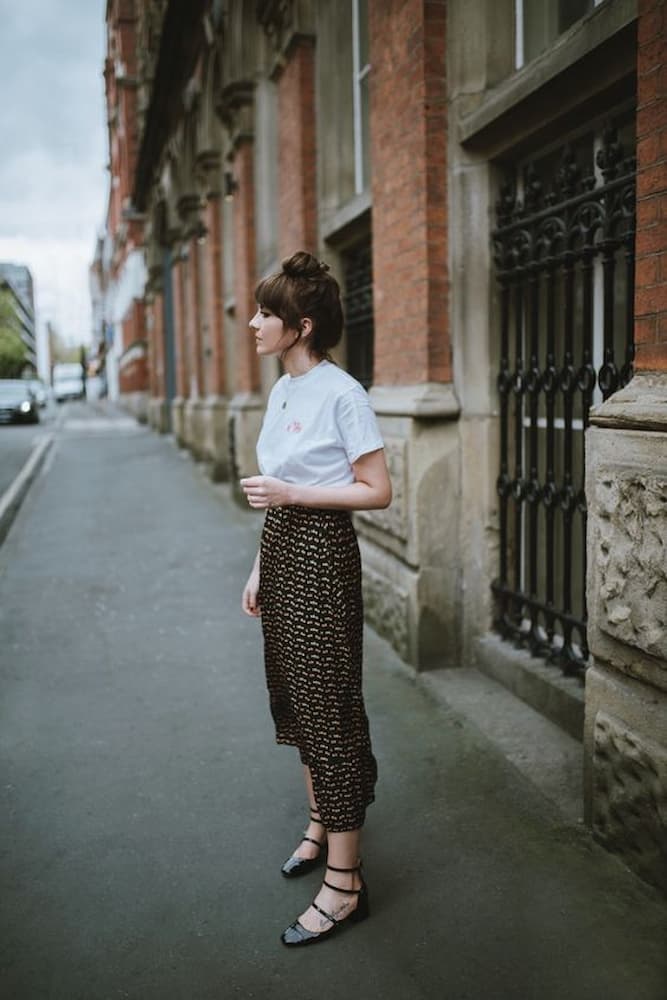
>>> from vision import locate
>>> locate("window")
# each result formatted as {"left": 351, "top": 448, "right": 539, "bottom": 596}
{"left": 515, "top": 0, "right": 606, "bottom": 69}
{"left": 343, "top": 240, "right": 374, "bottom": 389}
{"left": 352, "top": 0, "right": 370, "bottom": 194}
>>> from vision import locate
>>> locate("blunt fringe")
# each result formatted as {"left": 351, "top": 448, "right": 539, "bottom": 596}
{"left": 254, "top": 251, "right": 344, "bottom": 359}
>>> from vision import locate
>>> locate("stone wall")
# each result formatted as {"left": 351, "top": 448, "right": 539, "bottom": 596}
{"left": 585, "top": 375, "right": 667, "bottom": 893}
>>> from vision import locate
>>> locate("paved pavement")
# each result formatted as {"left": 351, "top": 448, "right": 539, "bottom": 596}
{"left": 1, "top": 402, "right": 666, "bottom": 1000}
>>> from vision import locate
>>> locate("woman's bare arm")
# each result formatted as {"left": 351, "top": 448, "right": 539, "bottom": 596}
{"left": 240, "top": 449, "right": 392, "bottom": 512}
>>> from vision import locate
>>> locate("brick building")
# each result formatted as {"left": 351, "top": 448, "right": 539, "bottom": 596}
{"left": 95, "top": 0, "right": 149, "bottom": 410}
{"left": 95, "top": 0, "right": 667, "bottom": 893}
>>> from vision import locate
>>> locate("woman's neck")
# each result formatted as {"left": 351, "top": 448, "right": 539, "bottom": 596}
{"left": 282, "top": 345, "right": 323, "bottom": 378}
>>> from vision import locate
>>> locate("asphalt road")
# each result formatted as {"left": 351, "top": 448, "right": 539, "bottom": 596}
{"left": 0, "top": 400, "right": 59, "bottom": 496}
{"left": 1, "top": 402, "right": 666, "bottom": 1000}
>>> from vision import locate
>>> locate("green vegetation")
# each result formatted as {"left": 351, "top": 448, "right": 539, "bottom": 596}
{"left": 48, "top": 321, "right": 85, "bottom": 365}
{"left": 0, "top": 289, "right": 27, "bottom": 377}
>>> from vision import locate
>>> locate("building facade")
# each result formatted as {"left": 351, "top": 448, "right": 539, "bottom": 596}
{"left": 95, "top": 0, "right": 149, "bottom": 411}
{"left": 0, "top": 262, "right": 37, "bottom": 374}
{"left": 95, "top": 0, "right": 667, "bottom": 893}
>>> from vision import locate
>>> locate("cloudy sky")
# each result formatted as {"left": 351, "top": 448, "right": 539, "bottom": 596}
{"left": 0, "top": 0, "right": 108, "bottom": 371}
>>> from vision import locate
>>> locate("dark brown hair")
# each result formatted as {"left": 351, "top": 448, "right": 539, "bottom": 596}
{"left": 254, "top": 251, "right": 344, "bottom": 359}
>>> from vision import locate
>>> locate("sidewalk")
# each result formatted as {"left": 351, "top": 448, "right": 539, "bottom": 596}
{"left": 1, "top": 405, "right": 665, "bottom": 1000}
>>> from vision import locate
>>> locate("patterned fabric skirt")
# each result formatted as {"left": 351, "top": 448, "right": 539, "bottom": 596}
{"left": 259, "top": 506, "right": 377, "bottom": 832}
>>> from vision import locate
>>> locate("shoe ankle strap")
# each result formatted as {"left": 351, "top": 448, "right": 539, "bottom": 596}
{"left": 300, "top": 834, "right": 325, "bottom": 848}
{"left": 322, "top": 875, "right": 363, "bottom": 896}
{"left": 326, "top": 862, "right": 361, "bottom": 874}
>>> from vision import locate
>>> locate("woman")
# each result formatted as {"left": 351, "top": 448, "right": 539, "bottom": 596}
{"left": 241, "top": 251, "right": 391, "bottom": 947}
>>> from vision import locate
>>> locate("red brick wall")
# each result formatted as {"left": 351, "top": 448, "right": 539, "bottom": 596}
{"left": 171, "top": 258, "right": 188, "bottom": 398}
{"left": 635, "top": 0, "right": 667, "bottom": 372}
{"left": 276, "top": 37, "right": 317, "bottom": 256}
{"left": 119, "top": 299, "right": 148, "bottom": 394}
{"left": 105, "top": 0, "right": 139, "bottom": 239}
{"left": 185, "top": 236, "right": 204, "bottom": 396}
{"left": 233, "top": 139, "right": 260, "bottom": 393}
{"left": 369, "top": 0, "right": 450, "bottom": 386}
{"left": 149, "top": 291, "right": 164, "bottom": 398}
{"left": 119, "top": 351, "right": 148, "bottom": 394}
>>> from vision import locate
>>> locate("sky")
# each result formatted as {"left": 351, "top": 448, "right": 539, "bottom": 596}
{"left": 0, "top": 0, "right": 108, "bottom": 372}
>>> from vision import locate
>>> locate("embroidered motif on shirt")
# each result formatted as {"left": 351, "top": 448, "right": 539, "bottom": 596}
{"left": 285, "top": 420, "right": 303, "bottom": 433}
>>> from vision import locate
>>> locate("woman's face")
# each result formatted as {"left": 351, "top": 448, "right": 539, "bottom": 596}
{"left": 249, "top": 306, "right": 296, "bottom": 357}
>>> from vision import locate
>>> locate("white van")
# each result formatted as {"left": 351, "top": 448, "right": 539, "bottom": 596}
{"left": 52, "top": 363, "right": 85, "bottom": 402}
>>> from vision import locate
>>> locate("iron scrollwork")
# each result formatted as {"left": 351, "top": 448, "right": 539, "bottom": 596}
{"left": 491, "top": 125, "right": 636, "bottom": 676}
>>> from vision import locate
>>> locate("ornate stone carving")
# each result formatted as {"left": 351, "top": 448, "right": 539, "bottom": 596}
{"left": 177, "top": 192, "right": 205, "bottom": 239}
{"left": 256, "top": 0, "right": 314, "bottom": 64}
{"left": 594, "top": 470, "right": 667, "bottom": 660}
{"left": 257, "top": 0, "right": 296, "bottom": 52}
{"left": 216, "top": 80, "right": 254, "bottom": 146}
{"left": 195, "top": 150, "right": 223, "bottom": 199}
{"left": 592, "top": 711, "right": 667, "bottom": 893}
{"left": 362, "top": 567, "right": 410, "bottom": 662}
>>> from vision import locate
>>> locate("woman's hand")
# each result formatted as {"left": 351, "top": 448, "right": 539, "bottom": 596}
{"left": 242, "top": 564, "right": 261, "bottom": 617}
{"left": 240, "top": 475, "right": 293, "bottom": 510}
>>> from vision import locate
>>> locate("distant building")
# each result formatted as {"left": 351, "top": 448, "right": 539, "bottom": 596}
{"left": 0, "top": 262, "right": 37, "bottom": 373}
{"left": 91, "top": 0, "right": 148, "bottom": 413}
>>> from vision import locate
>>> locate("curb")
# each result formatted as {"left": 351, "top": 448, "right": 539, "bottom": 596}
{"left": 0, "top": 434, "right": 54, "bottom": 548}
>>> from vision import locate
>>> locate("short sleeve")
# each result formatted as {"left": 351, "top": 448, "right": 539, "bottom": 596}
{"left": 334, "top": 386, "right": 384, "bottom": 464}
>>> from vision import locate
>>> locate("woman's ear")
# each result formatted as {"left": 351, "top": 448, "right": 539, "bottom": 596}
{"left": 300, "top": 317, "right": 313, "bottom": 339}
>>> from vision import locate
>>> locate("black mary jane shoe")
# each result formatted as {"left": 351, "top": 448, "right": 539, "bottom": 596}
{"left": 280, "top": 863, "right": 369, "bottom": 947}
{"left": 280, "top": 811, "right": 327, "bottom": 878}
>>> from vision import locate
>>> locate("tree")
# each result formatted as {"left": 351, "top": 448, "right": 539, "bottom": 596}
{"left": 48, "top": 321, "right": 82, "bottom": 365}
{"left": 0, "top": 289, "right": 26, "bottom": 377}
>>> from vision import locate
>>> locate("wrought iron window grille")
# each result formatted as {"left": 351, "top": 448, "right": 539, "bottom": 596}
{"left": 492, "top": 123, "right": 636, "bottom": 677}
{"left": 344, "top": 242, "right": 374, "bottom": 390}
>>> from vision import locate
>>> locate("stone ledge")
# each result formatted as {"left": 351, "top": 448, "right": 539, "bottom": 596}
{"left": 370, "top": 382, "right": 460, "bottom": 419}
{"left": 321, "top": 190, "right": 371, "bottom": 243}
{"left": 228, "top": 391, "right": 264, "bottom": 412}
{"left": 474, "top": 633, "right": 585, "bottom": 741}
{"left": 589, "top": 373, "right": 667, "bottom": 432}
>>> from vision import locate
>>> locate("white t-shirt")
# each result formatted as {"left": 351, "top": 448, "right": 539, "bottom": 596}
{"left": 256, "top": 360, "right": 384, "bottom": 486}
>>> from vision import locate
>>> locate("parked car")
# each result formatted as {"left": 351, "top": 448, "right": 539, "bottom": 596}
{"left": 52, "top": 362, "right": 85, "bottom": 402}
{"left": 0, "top": 379, "right": 40, "bottom": 424}
{"left": 26, "top": 378, "right": 49, "bottom": 408}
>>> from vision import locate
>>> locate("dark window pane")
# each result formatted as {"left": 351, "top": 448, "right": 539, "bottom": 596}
{"left": 523, "top": 0, "right": 595, "bottom": 64}
{"left": 358, "top": 0, "right": 369, "bottom": 66}
{"left": 344, "top": 241, "right": 374, "bottom": 389}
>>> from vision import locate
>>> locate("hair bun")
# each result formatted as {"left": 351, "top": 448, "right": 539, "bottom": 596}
{"left": 281, "top": 251, "right": 330, "bottom": 279}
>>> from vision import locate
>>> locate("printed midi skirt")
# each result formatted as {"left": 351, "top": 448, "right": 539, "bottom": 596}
{"left": 259, "top": 506, "right": 377, "bottom": 832}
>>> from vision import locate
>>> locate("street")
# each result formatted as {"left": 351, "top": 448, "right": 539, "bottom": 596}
{"left": 0, "top": 397, "right": 58, "bottom": 497}
{"left": 0, "top": 402, "right": 666, "bottom": 1000}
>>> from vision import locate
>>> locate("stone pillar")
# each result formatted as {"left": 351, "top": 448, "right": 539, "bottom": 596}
{"left": 360, "top": 0, "right": 458, "bottom": 669}
{"left": 583, "top": 0, "right": 667, "bottom": 894}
